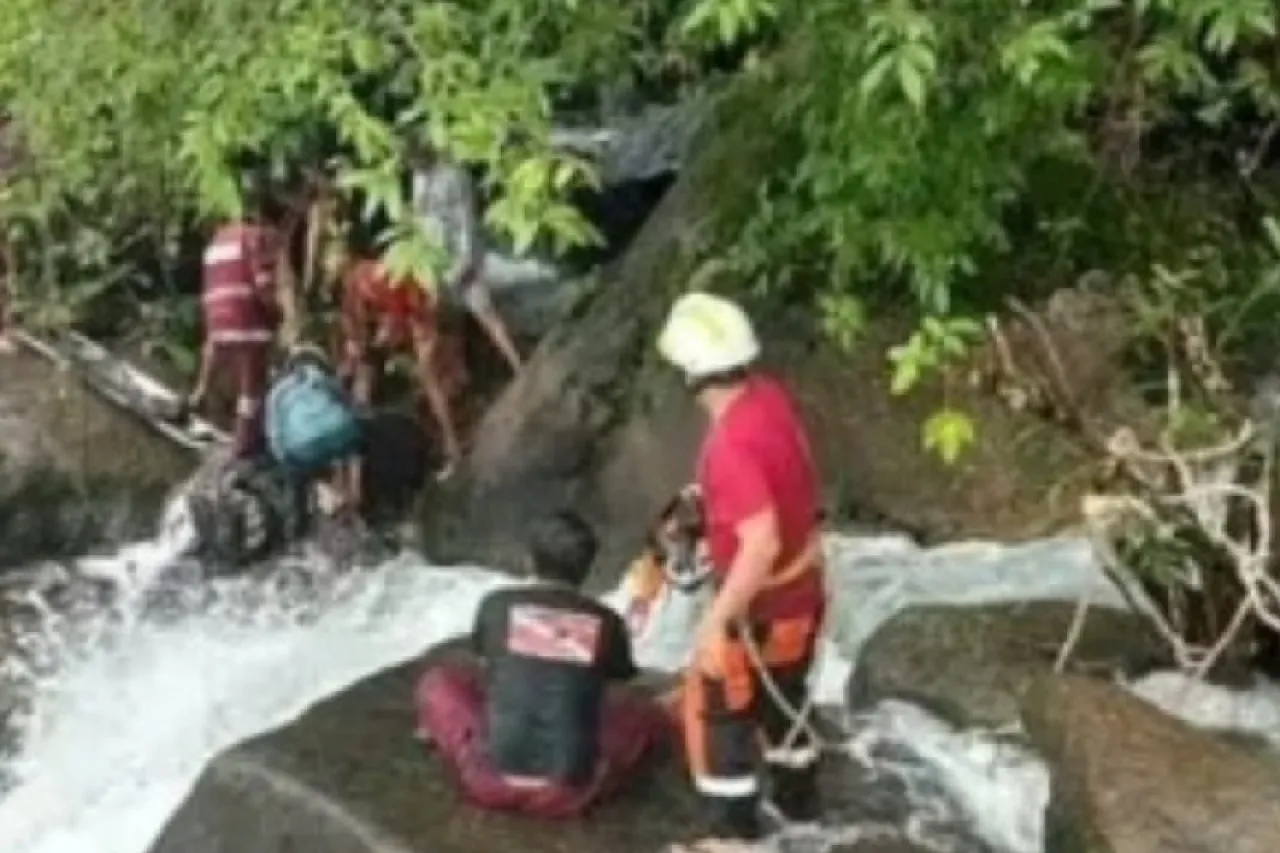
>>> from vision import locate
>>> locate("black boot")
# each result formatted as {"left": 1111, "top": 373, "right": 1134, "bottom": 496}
{"left": 769, "top": 763, "right": 821, "bottom": 824}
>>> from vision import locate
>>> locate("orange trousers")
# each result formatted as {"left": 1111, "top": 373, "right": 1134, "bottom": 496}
{"left": 680, "top": 612, "right": 823, "bottom": 840}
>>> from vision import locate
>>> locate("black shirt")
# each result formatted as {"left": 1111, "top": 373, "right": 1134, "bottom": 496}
{"left": 471, "top": 583, "right": 639, "bottom": 786}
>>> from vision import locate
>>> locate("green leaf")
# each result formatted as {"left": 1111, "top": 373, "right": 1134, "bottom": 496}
{"left": 896, "top": 52, "right": 926, "bottom": 110}
{"left": 922, "top": 408, "right": 976, "bottom": 465}
{"left": 888, "top": 342, "right": 922, "bottom": 395}
{"left": 1264, "top": 216, "right": 1280, "bottom": 258}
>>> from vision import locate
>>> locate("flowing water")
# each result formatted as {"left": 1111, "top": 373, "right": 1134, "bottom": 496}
{"left": 0, "top": 510, "right": 1277, "bottom": 853}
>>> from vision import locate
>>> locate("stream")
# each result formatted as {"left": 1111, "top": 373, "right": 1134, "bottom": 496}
{"left": 0, "top": 516, "right": 1277, "bottom": 853}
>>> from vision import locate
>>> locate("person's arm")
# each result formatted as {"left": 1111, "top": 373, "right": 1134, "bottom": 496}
{"left": 471, "top": 594, "right": 499, "bottom": 665}
{"left": 603, "top": 609, "right": 640, "bottom": 682}
{"left": 703, "top": 508, "right": 780, "bottom": 630}
{"left": 339, "top": 273, "right": 369, "bottom": 379}
{"left": 247, "top": 227, "right": 283, "bottom": 328}
{"left": 187, "top": 337, "right": 217, "bottom": 409}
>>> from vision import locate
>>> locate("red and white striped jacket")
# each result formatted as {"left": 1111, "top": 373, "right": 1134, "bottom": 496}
{"left": 202, "top": 221, "right": 280, "bottom": 344}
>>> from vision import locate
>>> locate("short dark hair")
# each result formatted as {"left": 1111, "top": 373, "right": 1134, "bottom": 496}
{"left": 527, "top": 510, "right": 598, "bottom": 587}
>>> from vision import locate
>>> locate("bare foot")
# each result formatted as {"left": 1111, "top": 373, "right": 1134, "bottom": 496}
{"left": 433, "top": 445, "right": 464, "bottom": 483}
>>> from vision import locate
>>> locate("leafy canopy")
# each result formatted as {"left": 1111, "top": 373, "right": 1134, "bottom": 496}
{"left": 684, "top": 0, "right": 1280, "bottom": 460}
{"left": 0, "top": 0, "right": 652, "bottom": 286}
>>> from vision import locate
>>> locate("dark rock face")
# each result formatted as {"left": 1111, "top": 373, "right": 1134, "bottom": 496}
{"left": 425, "top": 79, "right": 1146, "bottom": 589}
{"left": 848, "top": 602, "right": 1167, "bottom": 730}
{"left": 147, "top": 642, "right": 955, "bottom": 853}
{"left": 423, "top": 149, "right": 716, "bottom": 580}
{"left": 1022, "top": 674, "right": 1280, "bottom": 853}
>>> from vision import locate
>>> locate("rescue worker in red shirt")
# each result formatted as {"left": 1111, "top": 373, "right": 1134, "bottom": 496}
{"left": 329, "top": 240, "right": 464, "bottom": 489}
{"left": 655, "top": 291, "right": 825, "bottom": 853}
{"left": 182, "top": 173, "right": 282, "bottom": 459}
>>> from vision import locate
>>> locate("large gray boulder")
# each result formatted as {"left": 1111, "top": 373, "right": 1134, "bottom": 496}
{"left": 1023, "top": 674, "right": 1280, "bottom": 853}
{"left": 0, "top": 347, "right": 192, "bottom": 565}
{"left": 147, "top": 642, "right": 956, "bottom": 853}
{"left": 847, "top": 602, "right": 1167, "bottom": 730}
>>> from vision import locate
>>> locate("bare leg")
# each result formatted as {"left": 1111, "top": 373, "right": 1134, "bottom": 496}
{"left": 474, "top": 305, "right": 522, "bottom": 375}
{"left": 463, "top": 282, "right": 521, "bottom": 374}
{"left": 231, "top": 343, "right": 269, "bottom": 459}
{"left": 347, "top": 357, "right": 376, "bottom": 507}
{"left": 414, "top": 330, "right": 463, "bottom": 480}
{"left": 188, "top": 338, "right": 218, "bottom": 409}
{"left": 171, "top": 338, "right": 219, "bottom": 424}
{"left": 0, "top": 238, "right": 15, "bottom": 355}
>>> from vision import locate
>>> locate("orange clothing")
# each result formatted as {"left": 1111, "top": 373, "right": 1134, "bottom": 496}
{"left": 342, "top": 259, "right": 436, "bottom": 341}
{"left": 338, "top": 258, "right": 468, "bottom": 401}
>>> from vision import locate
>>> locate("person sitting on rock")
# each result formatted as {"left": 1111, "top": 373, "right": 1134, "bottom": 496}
{"left": 328, "top": 235, "right": 467, "bottom": 486}
{"left": 414, "top": 509, "right": 669, "bottom": 819}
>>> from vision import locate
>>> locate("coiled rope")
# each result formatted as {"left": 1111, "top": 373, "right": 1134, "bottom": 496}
{"left": 735, "top": 617, "right": 847, "bottom": 753}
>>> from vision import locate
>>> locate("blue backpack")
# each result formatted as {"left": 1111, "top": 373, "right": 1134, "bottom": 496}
{"left": 265, "top": 356, "right": 363, "bottom": 474}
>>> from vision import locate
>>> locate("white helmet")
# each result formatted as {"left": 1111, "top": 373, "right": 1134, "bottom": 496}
{"left": 656, "top": 291, "right": 760, "bottom": 380}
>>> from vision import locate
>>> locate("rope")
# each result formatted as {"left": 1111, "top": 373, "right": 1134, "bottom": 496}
{"left": 734, "top": 618, "right": 847, "bottom": 754}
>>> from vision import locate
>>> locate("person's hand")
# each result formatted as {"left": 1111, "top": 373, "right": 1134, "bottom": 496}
{"left": 692, "top": 614, "right": 729, "bottom": 678}
{"left": 376, "top": 319, "right": 409, "bottom": 351}
{"left": 656, "top": 684, "right": 683, "bottom": 716}
{"left": 178, "top": 388, "right": 206, "bottom": 421}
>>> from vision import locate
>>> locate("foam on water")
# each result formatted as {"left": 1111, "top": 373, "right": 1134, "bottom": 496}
{"left": 1, "top": 526, "right": 1278, "bottom": 853}
{"left": 0, "top": 550, "right": 513, "bottom": 853}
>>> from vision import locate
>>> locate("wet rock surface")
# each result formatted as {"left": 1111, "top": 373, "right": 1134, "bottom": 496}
{"left": 1023, "top": 674, "right": 1280, "bottom": 853}
{"left": 0, "top": 348, "right": 193, "bottom": 565}
{"left": 848, "top": 602, "right": 1167, "bottom": 730}
{"left": 148, "top": 642, "right": 982, "bottom": 853}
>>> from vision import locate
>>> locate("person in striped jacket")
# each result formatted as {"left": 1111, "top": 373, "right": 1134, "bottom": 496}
{"left": 182, "top": 172, "right": 283, "bottom": 459}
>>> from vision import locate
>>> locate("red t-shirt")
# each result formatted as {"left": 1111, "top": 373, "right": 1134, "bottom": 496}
{"left": 696, "top": 374, "right": 824, "bottom": 621}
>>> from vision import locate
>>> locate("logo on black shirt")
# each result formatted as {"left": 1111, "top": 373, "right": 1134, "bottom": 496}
{"left": 506, "top": 605, "right": 602, "bottom": 665}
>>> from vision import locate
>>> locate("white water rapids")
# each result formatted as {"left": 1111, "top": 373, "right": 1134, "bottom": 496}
{"left": 0, "top": 522, "right": 1278, "bottom": 853}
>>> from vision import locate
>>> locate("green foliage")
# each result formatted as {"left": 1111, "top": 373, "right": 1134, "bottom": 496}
{"left": 681, "top": 0, "right": 1280, "bottom": 460}
{"left": 922, "top": 407, "right": 977, "bottom": 466}
{"left": 0, "top": 0, "right": 656, "bottom": 316}
{"left": 3, "top": 0, "right": 1280, "bottom": 470}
